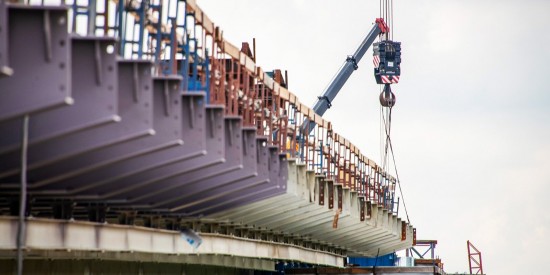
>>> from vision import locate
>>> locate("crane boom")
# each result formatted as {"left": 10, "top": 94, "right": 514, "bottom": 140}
{"left": 304, "top": 18, "right": 388, "bottom": 133}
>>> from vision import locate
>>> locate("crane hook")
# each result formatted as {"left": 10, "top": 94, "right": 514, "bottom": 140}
{"left": 379, "top": 84, "right": 396, "bottom": 107}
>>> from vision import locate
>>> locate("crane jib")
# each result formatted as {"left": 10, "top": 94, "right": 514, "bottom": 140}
{"left": 303, "top": 18, "right": 392, "bottom": 134}
{"left": 310, "top": 21, "right": 384, "bottom": 120}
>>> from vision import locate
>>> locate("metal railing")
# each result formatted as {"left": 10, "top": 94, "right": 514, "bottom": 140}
{"left": 25, "top": 0, "right": 399, "bottom": 214}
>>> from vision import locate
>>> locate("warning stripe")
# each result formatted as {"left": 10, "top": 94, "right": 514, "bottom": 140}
{"left": 373, "top": 56, "right": 380, "bottom": 67}
{"left": 381, "top": 75, "right": 400, "bottom": 84}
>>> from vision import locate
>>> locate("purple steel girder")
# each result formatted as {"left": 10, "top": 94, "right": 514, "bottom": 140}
{"left": 0, "top": 5, "right": 70, "bottom": 120}
{"left": 0, "top": 4, "right": 297, "bottom": 220}
{"left": 121, "top": 125, "right": 258, "bottom": 207}
{"left": 191, "top": 151, "right": 289, "bottom": 216}
{"left": 0, "top": 37, "right": 119, "bottom": 180}
{"left": 146, "top": 132, "right": 269, "bottom": 212}
{"left": 0, "top": 0, "right": 12, "bottom": 77}
{"left": 19, "top": 77, "right": 197, "bottom": 194}
{"left": 17, "top": 60, "right": 156, "bottom": 185}
{"left": 61, "top": 104, "right": 226, "bottom": 199}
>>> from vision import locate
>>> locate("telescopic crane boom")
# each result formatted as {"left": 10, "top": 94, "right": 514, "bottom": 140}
{"left": 312, "top": 18, "right": 389, "bottom": 118}
{"left": 303, "top": 18, "right": 393, "bottom": 133}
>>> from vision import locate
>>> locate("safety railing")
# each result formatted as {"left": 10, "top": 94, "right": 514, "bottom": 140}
{"left": 21, "top": 0, "right": 399, "bottom": 214}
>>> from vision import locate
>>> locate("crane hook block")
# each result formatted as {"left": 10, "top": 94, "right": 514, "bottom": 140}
{"left": 380, "top": 84, "right": 396, "bottom": 107}
{"left": 373, "top": 40, "right": 401, "bottom": 85}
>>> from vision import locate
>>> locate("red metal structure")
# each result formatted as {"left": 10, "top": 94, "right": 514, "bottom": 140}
{"left": 467, "top": 240, "right": 484, "bottom": 274}
{"left": 406, "top": 240, "right": 443, "bottom": 269}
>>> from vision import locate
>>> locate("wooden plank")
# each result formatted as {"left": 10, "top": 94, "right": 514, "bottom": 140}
{"left": 298, "top": 103, "right": 307, "bottom": 116}
{"left": 278, "top": 87, "right": 290, "bottom": 101}
{"left": 325, "top": 120, "right": 330, "bottom": 129}
{"left": 239, "top": 52, "right": 246, "bottom": 66}
{"left": 239, "top": 52, "right": 246, "bottom": 64}
{"left": 216, "top": 28, "right": 223, "bottom": 42}
{"left": 193, "top": 6, "right": 204, "bottom": 24}
{"left": 201, "top": 9, "right": 214, "bottom": 34}
{"left": 336, "top": 135, "right": 345, "bottom": 147}
{"left": 257, "top": 67, "right": 264, "bottom": 80}
{"left": 302, "top": 104, "right": 318, "bottom": 126}
{"left": 415, "top": 260, "right": 442, "bottom": 266}
{"left": 186, "top": 0, "right": 198, "bottom": 10}
{"left": 314, "top": 115, "right": 324, "bottom": 129}
{"left": 224, "top": 41, "right": 240, "bottom": 59}
{"left": 184, "top": 1, "right": 214, "bottom": 34}
{"left": 244, "top": 55, "right": 255, "bottom": 73}
{"left": 273, "top": 82, "right": 280, "bottom": 95}
{"left": 263, "top": 73, "right": 274, "bottom": 89}
{"left": 299, "top": 103, "right": 316, "bottom": 126}
{"left": 344, "top": 138, "right": 350, "bottom": 149}
{"left": 368, "top": 159, "right": 375, "bottom": 168}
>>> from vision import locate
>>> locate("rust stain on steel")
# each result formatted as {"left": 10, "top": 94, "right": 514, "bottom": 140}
{"left": 332, "top": 209, "right": 341, "bottom": 229}
{"left": 337, "top": 185, "right": 343, "bottom": 211}
{"left": 328, "top": 181, "right": 334, "bottom": 209}
{"left": 367, "top": 201, "right": 372, "bottom": 218}
{"left": 360, "top": 197, "right": 365, "bottom": 221}
{"left": 401, "top": 221, "right": 407, "bottom": 241}
{"left": 319, "top": 180, "right": 325, "bottom": 206}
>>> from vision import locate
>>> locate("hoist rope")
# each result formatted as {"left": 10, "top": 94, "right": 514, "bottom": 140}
{"left": 381, "top": 107, "right": 410, "bottom": 224}
{"left": 379, "top": 0, "right": 394, "bottom": 40}
{"left": 390, "top": 0, "right": 394, "bottom": 40}
{"left": 377, "top": 0, "right": 409, "bottom": 223}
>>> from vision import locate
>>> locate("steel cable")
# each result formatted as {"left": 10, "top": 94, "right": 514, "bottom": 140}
{"left": 381, "top": 108, "right": 411, "bottom": 224}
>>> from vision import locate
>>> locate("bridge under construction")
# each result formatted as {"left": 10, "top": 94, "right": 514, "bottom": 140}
{"left": 0, "top": 0, "right": 454, "bottom": 274}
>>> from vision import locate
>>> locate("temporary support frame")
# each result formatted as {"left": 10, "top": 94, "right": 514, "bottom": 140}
{"left": 467, "top": 240, "right": 484, "bottom": 274}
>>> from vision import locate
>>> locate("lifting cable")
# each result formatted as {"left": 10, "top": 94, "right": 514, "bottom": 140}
{"left": 379, "top": 0, "right": 393, "bottom": 40}
{"left": 381, "top": 107, "right": 410, "bottom": 224}
{"left": 377, "top": 0, "right": 410, "bottom": 224}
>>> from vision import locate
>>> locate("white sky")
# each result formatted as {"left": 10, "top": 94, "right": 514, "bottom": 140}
{"left": 197, "top": 0, "right": 550, "bottom": 274}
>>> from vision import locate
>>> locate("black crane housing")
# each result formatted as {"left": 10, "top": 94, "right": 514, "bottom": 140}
{"left": 373, "top": 40, "right": 402, "bottom": 84}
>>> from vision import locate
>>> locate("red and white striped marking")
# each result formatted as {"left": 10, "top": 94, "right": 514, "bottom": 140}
{"left": 381, "top": 75, "right": 400, "bottom": 84}
{"left": 373, "top": 56, "right": 380, "bottom": 67}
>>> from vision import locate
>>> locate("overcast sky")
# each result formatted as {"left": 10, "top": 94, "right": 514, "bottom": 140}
{"left": 197, "top": 0, "right": 550, "bottom": 274}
